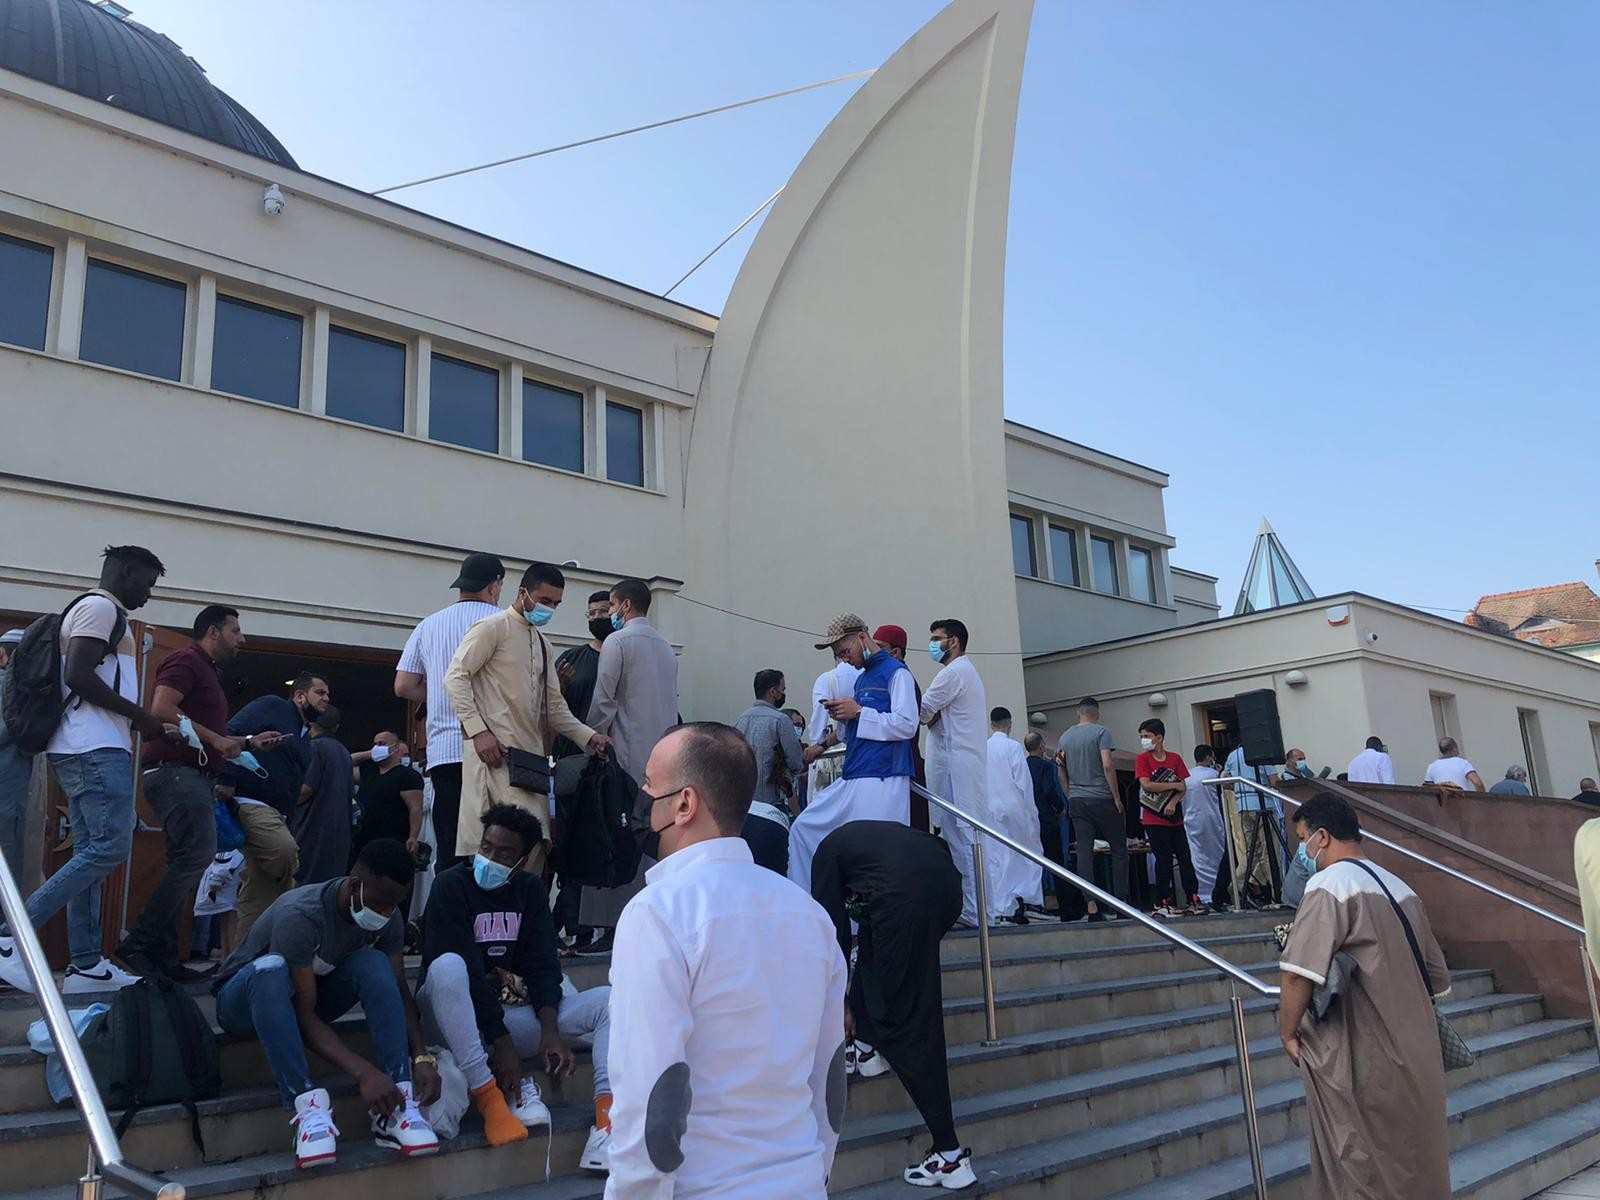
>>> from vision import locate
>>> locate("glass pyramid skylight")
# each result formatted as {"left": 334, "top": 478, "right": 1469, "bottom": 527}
{"left": 1233, "top": 518, "right": 1315, "bottom": 615}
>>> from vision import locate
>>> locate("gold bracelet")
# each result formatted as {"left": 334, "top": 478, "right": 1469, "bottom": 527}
{"left": 412, "top": 1053, "right": 438, "bottom": 1068}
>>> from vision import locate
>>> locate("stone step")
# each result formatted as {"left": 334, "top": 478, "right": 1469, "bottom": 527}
{"left": 832, "top": 1020, "right": 1596, "bottom": 1200}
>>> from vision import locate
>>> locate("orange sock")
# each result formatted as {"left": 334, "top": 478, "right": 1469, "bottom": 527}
{"left": 472, "top": 1081, "right": 529, "bottom": 1147}
{"left": 594, "top": 1093, "right": 614, "bottom": 1133}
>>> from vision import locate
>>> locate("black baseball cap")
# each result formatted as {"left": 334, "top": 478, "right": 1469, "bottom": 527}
{"left": 451, "top": 552, "right": 505, "bottom": 591}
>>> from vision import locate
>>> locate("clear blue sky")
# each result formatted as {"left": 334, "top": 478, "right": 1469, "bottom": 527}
{"left": 130, "top": 0, "right": 1599, "bottom": 619}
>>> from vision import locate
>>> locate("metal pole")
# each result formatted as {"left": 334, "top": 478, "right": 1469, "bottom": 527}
{"left": 0, "top": 838, "right": 182, "bottom": 1200}
{"left": 1230, "top": 988, "right": 1270, "bottom": 1200}
{"left": 78, "top": 1146, "right": 102, "bottom": 1200}
{"left": 1581, "top": 941, "right": 1600, "bottom": 1067}
{"left": 971, "top": 841, "right": 1001, "bottom": 1045}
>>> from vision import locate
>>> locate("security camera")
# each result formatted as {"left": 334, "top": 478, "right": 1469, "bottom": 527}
{"left": 262, "top": 184, "right": 285, "bottom": 217}
{"left": 1364, "top": 630, "right": 1380, "bottom": 644}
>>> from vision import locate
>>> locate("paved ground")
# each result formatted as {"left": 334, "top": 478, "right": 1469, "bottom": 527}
{"left": 1540, "top": 1166, "right": 1600, "bottom": 1197}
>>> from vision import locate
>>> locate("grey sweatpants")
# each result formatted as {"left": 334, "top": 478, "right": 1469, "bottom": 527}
{"left": 417, "top": 951, "right": 611, "bottom": 1097}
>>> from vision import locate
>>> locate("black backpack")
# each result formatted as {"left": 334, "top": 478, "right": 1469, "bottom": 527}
{"left": 558, "top": 755, "right": 645, "bottom": 888}
{"left": 1, "top": 592, "right": 126, "bottom": 755}
{"left": 82, "top": 977, "right": 221, "bottom": 1152}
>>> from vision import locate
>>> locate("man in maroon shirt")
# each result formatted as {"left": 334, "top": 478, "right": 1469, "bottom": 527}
{"left": 118, "top": 605, "right": 279, "bottom": 981}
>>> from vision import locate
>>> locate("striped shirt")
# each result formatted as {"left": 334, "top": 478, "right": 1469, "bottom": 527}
{"left": 397, "top": 600, "right": 500, "bottom": 769}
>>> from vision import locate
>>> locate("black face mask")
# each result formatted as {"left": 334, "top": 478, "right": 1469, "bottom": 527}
{"left": 773, "top": 692, "right": 787, "bottom": 709}
{"left": 588, "top": 618, "right": 614, "bottom": 641}
{"left": 632, "top": 787, "right": 683, "bottom": 862}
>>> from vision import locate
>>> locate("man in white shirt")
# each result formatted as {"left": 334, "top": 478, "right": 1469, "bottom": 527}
{"left": 920, "top": 618, "right": 989, "bottom": 926}
{"left": 788, "top": 615, "right": 918, "bottom": 893}
{"left": 394, "top": 552, "right": 505, "bottom": 875}
{"left": 607, "top": 722, "right": 847, "bottom": 1199}
{"left": 1424, "top": 738, "right": 1486, "bottom": 792}
{"left": 802, "top": 649, "right": 860, "bottom": 799}
{"left": 1185, "top": 745, "right": 1230, "bottom": 909}
{"left": 985, "top": 708, "right": 1045, "bottom": 925}
{"left": 1346, "top": 736, "right": 1396, "bottom": 786}
{"left": 0, "top": 546, "right": 178, "bottom": 995}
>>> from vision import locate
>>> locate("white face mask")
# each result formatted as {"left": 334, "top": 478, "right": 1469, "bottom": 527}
{"left": 1139, "top": 737, "right": 1155, "bottom": 751}
{"left": 370, "top": 743, "right": 391, "bottom": 763}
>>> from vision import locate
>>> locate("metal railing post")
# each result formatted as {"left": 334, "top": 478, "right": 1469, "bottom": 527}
{"left": 0, "top": 837, "right": 182, "bottom": 1200}
{"left": 970, "top": 840, "right": 1001, "bottom": 1045}
{"left": 1581, "top": 941, "right": 1600, "bottom": 1067}
{"left": 1229, "top": 987, "right": 1270, "bottom": 1200}
{"left": 79, "top": 1146, "right": 103, "bottom": 1200}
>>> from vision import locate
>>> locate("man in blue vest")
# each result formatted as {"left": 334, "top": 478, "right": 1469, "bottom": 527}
{"left": 787, "top": 614, "right": 918, "bottom": 892}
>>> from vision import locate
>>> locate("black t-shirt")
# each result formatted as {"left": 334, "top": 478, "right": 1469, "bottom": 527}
{"left": 552, "top": 642, "right": 602, "bottom": 759}
{"left": 356, "top": 761, "right": 425, "bottom": 845}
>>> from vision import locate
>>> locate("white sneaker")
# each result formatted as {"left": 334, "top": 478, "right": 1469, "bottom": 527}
{"left": 0, "top": 937, "right": 35, "bottom": 994}
{"left": 292, "top": 1088, "right": 339, "bottom": 1169}
{"left": 905, "top": 1147, "right": 977, "bottom": 1189}
{"left": 855, "top": 1044, "right": 892, "bottom": 1079}
{"left": 844, "top": 1042, "right": 859, "bottom": 1075}
{"left": 63, "top": 958, "right": 140, "bottom": 994}
{"left": 372, "top": 1080, "right": 439, "bottom": 1157}
{"left": 510, "top": 1077, "right": 551, "bottom": 1128}
{"left": 580, "top": 1124, "right": 611, "bottom": 1173}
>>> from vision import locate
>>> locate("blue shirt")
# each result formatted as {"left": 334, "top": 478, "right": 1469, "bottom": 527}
{"left": 1224, "top": 746, "right": 1283, "bottom": 814}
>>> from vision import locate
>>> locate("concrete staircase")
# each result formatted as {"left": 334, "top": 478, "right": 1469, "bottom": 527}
{"left": 1, "top": 912, "right": 1597, "bottom": 1199}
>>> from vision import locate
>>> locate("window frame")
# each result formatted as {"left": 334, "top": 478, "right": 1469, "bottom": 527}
{"left": 1046, "top": 523, "right": 1079, "bottom": 587}
{"left": 1090, "top": 534, "right": 1120, "bottom": 596}
{"left": 210, "top": 290, "right": 307, "bottom": 409}
{"left": 522, "top": 373, "right": 587, "bottom": 474}
{"left": 0, "top": 229, "right": 56, "bottom": 352}
{"left": 1129, "top": 544, "right": 1157, "bottom": 604}
{"left": 427, "top": 347, "right": 502, "bottom": 454}
{"left": 604, "top": 397, "right": 648, "bottom": 488}
{"left": 1010, "top": 513, "right": 1038, "bottom": 577}
{"left": 79, "top": 254, "right": 190, "bottom": 382}
{"left": 324, "top": 322, "right": 409, "bottom": 434}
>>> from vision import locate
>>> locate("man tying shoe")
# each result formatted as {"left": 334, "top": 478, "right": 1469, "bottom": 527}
{"left": 419, "top": 804, "right": 613, "bottom": 1172}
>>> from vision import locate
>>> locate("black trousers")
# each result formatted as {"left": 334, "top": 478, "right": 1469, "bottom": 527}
{"left": 1072, "top": 798, "right": 1128, "bottom": 907}
{"left": 1147, "top": 824, "right": 1199, "bottom": 905}
{"left": 428, "top": 763, "right": 464, "bottom": 874}
{"left": 858, "top": 905, "right": 960, "bottom": 1150}
{"left": 740, "top": 814, "right": 789, "bottom": 877}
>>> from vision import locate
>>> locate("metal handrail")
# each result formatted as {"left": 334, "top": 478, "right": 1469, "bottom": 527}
{"left": 0, "top": 842, "right": 183, "bottom": 1200}
{"left": 1223, "top": 775, "right": 1600, "bottom": 1076}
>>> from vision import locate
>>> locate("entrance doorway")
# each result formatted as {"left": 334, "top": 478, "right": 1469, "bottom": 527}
{"left": 1199, "top": 700, "right": 1240, "bottom": 758}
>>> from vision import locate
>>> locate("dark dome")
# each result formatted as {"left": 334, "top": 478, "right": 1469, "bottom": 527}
{"left": 0, "top": 0, "right": 296, "bottom": 168}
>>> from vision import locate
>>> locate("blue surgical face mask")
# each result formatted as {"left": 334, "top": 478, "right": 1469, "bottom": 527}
{"left": 234, "top": 750, "right": 269, "bottom": 779}
{"left": 928, "top": 640, "right": 946, "bottom": 664}
{"left": 349, "top": 881, "right": 392, "bottom": 932}
{"left": 370, "top": 743, "right": 391, "bottom": 763}
{"left": 611, "top": 611, "right": 625, "bottom": 632}
{"left": 178, "top": 716, "right": 209, "bottom": 767}
{"left": 523, "top": 603, "right": 555, "bottom": 628}
{"left": 401, "top": 756, "right": 412, "bottom": 768}
{"left": 472, "top": 853, "right": 519, "bottom": 891}
{"left": 1295, "top": 843, "right": 1314, "bottom": 873}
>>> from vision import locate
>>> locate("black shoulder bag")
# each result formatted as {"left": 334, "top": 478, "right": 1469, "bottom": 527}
{"left": 506, "top": 631, "right": 553, "bottom": 795}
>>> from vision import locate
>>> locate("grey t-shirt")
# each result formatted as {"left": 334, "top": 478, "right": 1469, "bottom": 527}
{"left": 214, "top": 877, "right": 403, "bottom": 986}
{"left": 1058, "top": 723, "right": 1115, "bottom": 801}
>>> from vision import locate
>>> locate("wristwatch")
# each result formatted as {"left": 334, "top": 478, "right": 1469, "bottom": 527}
{"left": 412, "top": 1053, "right": 438, "bottom": 1068}
{"left": 243, "top": 734, "right": 253, "bottom": 749}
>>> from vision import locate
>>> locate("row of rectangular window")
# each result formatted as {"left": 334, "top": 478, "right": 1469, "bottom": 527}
{"left": 0, "top": 232, "right": 647, "bottom": 487}
{"left": 1010, "top": 512, "right": 1158, "bottom": 604}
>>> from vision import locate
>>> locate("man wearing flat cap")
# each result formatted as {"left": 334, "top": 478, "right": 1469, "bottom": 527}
{"left": 787, "top": 615, "right": 918, "bottom": 892}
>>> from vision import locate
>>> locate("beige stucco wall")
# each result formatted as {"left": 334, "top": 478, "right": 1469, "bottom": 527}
{"left": 1023, "top": 595, "right": 1600, "bottom": 790}
{"left": 677, "top": 0, "right": 1034, "bottom": 719}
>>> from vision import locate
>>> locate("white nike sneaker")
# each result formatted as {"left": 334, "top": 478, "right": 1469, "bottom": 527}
{"left": 292, "top": 1088, "right": 339, "bottom": 1168}
{"left": 372, "top": 1080, "right": 439, "bottom": 1158}
{"left": 510, "top": 1077, "right": 551, "bottom": 1128}
{"left": 63, "top": 957, "right": 140, "bottom": 994}
{"left": 580, "top": 1124, "right": 611, "bottom": 1173}
{"left": 905, "top": 1147, "right": 977, "bottom": 1189}
{"left": 854, "top": 1043, "right": 892, "bottom": 1079}
{"left": 0, "top": 937, "right": 35, "bottom": 993}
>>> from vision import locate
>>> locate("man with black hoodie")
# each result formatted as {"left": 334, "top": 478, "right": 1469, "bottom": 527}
{"left": 418, "top": 805, "right": 613, "bottom": 1172}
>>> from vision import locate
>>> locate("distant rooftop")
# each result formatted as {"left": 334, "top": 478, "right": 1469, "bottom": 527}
{"left": 1466, "top": 578, "right": 1600, "bottom": 650}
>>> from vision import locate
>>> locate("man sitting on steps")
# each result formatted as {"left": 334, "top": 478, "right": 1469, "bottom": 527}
{"left": 211, "top": 838, "right": 442, "bottom": 1169}
{"left": 419, "top": 804, "right": 614, "bottom": 1172}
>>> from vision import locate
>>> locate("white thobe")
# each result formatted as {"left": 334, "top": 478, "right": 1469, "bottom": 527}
{"left": 606, "top": 838, "right": 847, "bottom": 1200}
{"left": 805, "top": 662, "right": 861, "bottom": 796}
{"left": 1185, "top": 764, "right": 1227, "bottom": 898}
{"left": 1347, "top": 748, "right": 1396, "bottom": 785}
{"left": 920, "top": 656, "right": 989, "bottom": 925}
{"left": 787, "top": 666, "right": 917, "bottom": 893}
{"left": 985, "top": 732, "right": 1045, "bottom": 916}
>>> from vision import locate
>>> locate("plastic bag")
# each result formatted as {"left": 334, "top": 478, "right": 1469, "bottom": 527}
{"left": 420, "top": 1046, "right": 469, "bottom": 1140}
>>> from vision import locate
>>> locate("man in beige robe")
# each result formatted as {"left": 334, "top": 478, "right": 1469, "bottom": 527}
{"left": 443, "top": 561, "right": 610, "bottom": 874}
{"left": 1279, "top": 792, "right": 1451, "bottom": 1200}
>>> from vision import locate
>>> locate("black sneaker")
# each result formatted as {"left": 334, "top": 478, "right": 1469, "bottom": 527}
{"left": 575, "top": 930, "right": 615, "bottom": 956}
{"left": 163, "top": 962, "right": 214, "bottom": 984}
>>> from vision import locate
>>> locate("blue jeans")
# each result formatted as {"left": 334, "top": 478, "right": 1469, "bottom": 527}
{"left": 15, "top": 750, "right": 136, "bottom": 968}
{"left": 215, "top": 947, "right": 411, "bottom": 1108}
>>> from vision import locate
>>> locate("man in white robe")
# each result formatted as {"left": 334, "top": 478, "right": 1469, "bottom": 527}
{"left": 788, "top": 614, "right": 918, "bottom": 893}
{"left": 1185, "top": 744, "right": 1229, "bottom": 907}
{"left": 802, "top": 650, "right": 860, "bottom": 800}
{"left": 607, "top": 723, "right": 846, "bottom": 1199}
{"left": 985, "top": 709, "right": 1045, "bottom": 923}
{"left": 919, "top": 618, "right": 989, "bottom": 927}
